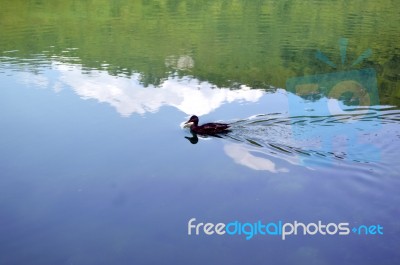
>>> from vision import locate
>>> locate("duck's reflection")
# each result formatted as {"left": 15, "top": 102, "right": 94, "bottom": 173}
{"left": 184, "top": 131, "right": 226, "bottom": 144}
{"left": 185, "top": 132, "right": 199, "bottom": 144}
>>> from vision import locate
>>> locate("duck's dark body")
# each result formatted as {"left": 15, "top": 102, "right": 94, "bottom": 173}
{"left": 185, "top": 115, "right": 230, "bottom": 135}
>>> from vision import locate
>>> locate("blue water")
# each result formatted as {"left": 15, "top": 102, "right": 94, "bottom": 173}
{"left": 1, "top": 64, "right": 400, "bottom": 265}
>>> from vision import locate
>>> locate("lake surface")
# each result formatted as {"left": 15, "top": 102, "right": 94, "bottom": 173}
{"left": 1, "top": 1, "right": 400, "bottom": 265}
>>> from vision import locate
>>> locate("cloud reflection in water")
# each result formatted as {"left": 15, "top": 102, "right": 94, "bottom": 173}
{"left": 224, "top": 143, "right": 290, "bottom": 173}
{"left": 49, "top": 63, "right": 264, "bottom": 117}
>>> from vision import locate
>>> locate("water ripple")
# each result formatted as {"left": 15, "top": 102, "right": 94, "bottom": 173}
{"left": 225, "top": 108, "right": 400, "bottom": 169}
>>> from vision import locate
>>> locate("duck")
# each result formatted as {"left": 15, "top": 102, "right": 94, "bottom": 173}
{"left": 184, "top": 115, "right": 230, "bottom": 135}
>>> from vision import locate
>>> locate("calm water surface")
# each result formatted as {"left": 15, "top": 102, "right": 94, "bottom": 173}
{"left": 1, "top": 1, "right": 400, "bottom": 265}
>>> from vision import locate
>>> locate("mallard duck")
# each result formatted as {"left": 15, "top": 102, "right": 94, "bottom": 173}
{"left": 184, "top": 115, "right": 230, "bottom": 135}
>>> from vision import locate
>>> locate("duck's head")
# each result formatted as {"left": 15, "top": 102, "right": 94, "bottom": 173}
{"left": 184, "top": 115, "right": 199, "bottom": 127}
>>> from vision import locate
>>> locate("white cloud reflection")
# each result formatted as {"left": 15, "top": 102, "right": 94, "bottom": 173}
{"left": 19, "top": 72, "right": 49, "bottom": 88}
{"left": 224, "top": 143, "right": 289, "bottom": 173}
{"left": 48, "top": 62, "right": 264, "bottom": 117}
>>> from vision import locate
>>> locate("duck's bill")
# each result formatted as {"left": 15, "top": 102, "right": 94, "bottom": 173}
{"left": 181, "top": 121, "right": 193, "bottom": 128}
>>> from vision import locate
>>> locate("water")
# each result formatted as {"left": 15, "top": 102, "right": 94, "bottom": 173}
{"left": 0, "top": 1, "right": 400, "bottom": 265}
